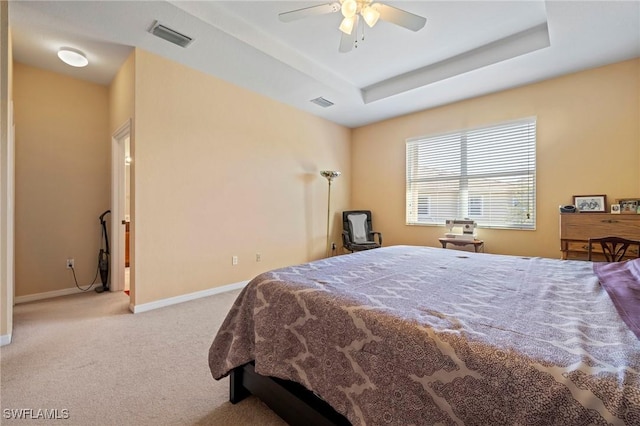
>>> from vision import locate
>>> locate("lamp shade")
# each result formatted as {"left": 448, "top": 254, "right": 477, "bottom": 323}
{"left": 341, "top": 0, "right": 357, "bottom": 18}
{"left": 339, "top": 16, "right": 356, "bottom": 35}
{"left": 320, "top": 170, "right": 341, "bottom": 181}
{"left": 362, "top": 6, "right": 380, "bottom": 27}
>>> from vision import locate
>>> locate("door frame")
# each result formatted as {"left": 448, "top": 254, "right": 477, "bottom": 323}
{"left": 1, "top": 101, "right": 15, "bottom": 346}
{"left": 110, "top": 120, "right": 131, "bottom": 293}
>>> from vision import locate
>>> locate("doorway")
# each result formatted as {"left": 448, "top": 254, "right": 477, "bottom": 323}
{"left": 110, "top": 121, "right": 131, "bottom": 299}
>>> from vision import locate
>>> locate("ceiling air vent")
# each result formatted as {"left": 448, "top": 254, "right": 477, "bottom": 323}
{"left": 149, "top": 21, "right": 193, "bottom": 48}
{"left": 310, "top": 97, "right": 334, "bottom": 108}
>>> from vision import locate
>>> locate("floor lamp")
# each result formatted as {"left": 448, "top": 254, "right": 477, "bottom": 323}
{"left": 320, "top": 170, "right": 341, "bottom": 257}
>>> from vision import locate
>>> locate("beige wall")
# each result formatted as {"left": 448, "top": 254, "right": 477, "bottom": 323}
{"left": 1, "top": 0, "right": 12, "bottom": 340}
{"left": 109, "top": 52, "right": 134, "bottom": 134}
{"left": 9, "top": 48, "right": 350, "bottom": 308}
{"left": 352, "top": 59, "right": 640, "bottom": 259}
{"left": 132, "top": 49, "right": 350, "bottom": 305}
{"left": 13, "top": 63, "right": 110, "bottom": 296}
{"left": 10, "top": 45, "right": 636, "bottom": 309}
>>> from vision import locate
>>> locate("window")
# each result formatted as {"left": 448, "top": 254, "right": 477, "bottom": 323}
{"left": 468, "top": 195, "right": 483, "bottom": 217}
{"left": 406, "top": 118, "right": 536, "bottom": 229}
{"left": 417, "top": 195, "right": 431, "bottom": 221}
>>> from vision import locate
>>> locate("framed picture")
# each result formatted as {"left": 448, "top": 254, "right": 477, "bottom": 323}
{"left": 573, "top": 195, "right": 607, "bottom": 213}
{"left": 611, "top": 204, "right": 621, "bottom": 214}
{"left": 616, "top": 198, "right": 640, "bottom": 214}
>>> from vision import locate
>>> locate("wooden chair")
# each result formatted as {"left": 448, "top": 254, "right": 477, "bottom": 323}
{"left": 587, "top": 236, "right": 640, "bottom": 262}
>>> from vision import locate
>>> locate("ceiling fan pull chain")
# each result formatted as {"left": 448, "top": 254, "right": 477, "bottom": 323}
{"left": 354, "top": 16, "right": 364, "bottom": 49}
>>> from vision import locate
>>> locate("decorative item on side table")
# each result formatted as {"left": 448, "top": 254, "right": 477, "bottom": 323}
{"left": 573, "top": 195, "right": 607, "bottom": 213}
{"left": 559, "top": 205, "right": 576, "bottom": 213}
{"left": 321, "top": 170, "right": 341, "bottom": 257}
{"left": 611, "top": 204, "right": 621, "bottom": 214}
{"left": 440, "top": 219, "right": 484, "bottom": 253}
{"left": 444, "top": 219, "right": 477, "bottom": 240}
{"left": 616, "top": 198, "right": 640, "bottom": 214}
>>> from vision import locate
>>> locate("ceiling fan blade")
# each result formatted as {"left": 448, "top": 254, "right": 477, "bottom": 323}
{"left": 279, "top": 2, "right": 340, "bottom": 22}
{"left": 374, "top": 4, "right": 427, "bottom": 32}
{"left": 339, "top": 30, "right": 356, "bottom": 53}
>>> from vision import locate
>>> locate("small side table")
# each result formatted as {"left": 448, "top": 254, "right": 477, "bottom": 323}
{"left": 438, "top": 238, "right": 485, "bottom": 253}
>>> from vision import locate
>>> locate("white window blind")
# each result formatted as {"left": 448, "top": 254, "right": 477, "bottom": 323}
{"left": 406, "top": 118, "right": 536, "bottom": 229}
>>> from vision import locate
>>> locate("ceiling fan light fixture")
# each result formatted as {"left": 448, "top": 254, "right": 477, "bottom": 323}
{"left": 341, "top": 0, "right": 357, "bottom": 18}
{"left": 339, "top": 16, "right": 356, "bottom": 34}
{"left": 362, "top": 6, "right": 380, "bottom": 27}
{"left": 57, "top": 47, "right": 88, "bottom": 67}
{"left": 278, "top": 1, "right": 427, "bottom": 53}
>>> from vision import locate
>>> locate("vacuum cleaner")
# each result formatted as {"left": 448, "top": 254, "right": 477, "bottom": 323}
{"left": 96, "top": 210, "right": 111, "bottom": 293}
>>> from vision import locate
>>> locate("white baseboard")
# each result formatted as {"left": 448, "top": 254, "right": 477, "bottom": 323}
{"left": 131, "top": 280, "right": 248, "bottom": 314}
{"left": 14, "top": 281, "right": 248, "bottom": 314}
{"left": 0, "top": 333, "right": 12, "bottom": 346}
{"left": 14, "top": 285, "right": 98, "bottom": 305}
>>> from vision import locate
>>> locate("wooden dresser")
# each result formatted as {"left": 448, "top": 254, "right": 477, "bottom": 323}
{"left": 560, "top": 213, "right": 640, "bottom": 260}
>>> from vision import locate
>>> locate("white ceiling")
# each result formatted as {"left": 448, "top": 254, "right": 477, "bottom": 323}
{"left": 8, "top": 1, "right": 640, "bottom": 128}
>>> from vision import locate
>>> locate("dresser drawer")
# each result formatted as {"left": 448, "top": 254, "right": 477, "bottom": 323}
{"left": 565, "top": 240, "right": 639, "bottom": 256}
{"left": 566, "top": 241, "right": 596, "bottom": 253}
{"left": 560, "top": 213, "right": 640, "bottom": 240}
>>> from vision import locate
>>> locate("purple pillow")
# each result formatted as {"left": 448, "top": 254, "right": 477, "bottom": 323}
{"left": 594, "top": 259, "right": 640, "bottom": 339}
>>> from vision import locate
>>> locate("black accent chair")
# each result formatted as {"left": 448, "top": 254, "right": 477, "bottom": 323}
{"left": 588, "top": 236, "right": 640, "bottom": 262}
{"left": 342, "top": 210, "right": 382, "bottom": 253}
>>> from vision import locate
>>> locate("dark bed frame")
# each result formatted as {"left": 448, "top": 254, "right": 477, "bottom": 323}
{"left": 229, "top": 362, "right": 351, "bottom": 426}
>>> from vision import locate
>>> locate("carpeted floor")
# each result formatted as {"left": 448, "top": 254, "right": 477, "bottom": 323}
{"left": 0, "top": 289, "right": 287, "bottom": 425}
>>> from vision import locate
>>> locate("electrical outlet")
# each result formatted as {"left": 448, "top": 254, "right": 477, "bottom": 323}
{"left": 232, "top": 256, "right": 238, "bottom": 265}
{"left": 256, "top": 253, "right": 261, "bottom": 262}
{"left": 66, "top": 258, "right": 74, "bottom": 269}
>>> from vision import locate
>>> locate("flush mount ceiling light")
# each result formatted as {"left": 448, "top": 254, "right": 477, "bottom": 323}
{"left": 279, "top": 0, "right": 426, "bottom": 53}
{"left": 57, "top": 47, "right": 88, "bottom": 67}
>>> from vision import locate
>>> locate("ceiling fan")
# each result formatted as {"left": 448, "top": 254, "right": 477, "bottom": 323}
{"left": 278, "top": 0, "right": 427, "bottom": 53}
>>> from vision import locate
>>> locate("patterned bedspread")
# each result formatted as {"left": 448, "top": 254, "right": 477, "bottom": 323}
{"left": 209, "top": 245, "right": 640, "bottom": 425}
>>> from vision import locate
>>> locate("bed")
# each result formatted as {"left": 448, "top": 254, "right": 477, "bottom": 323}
{"left": 208, "top": 245, "right": 640, "bottom": 425}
